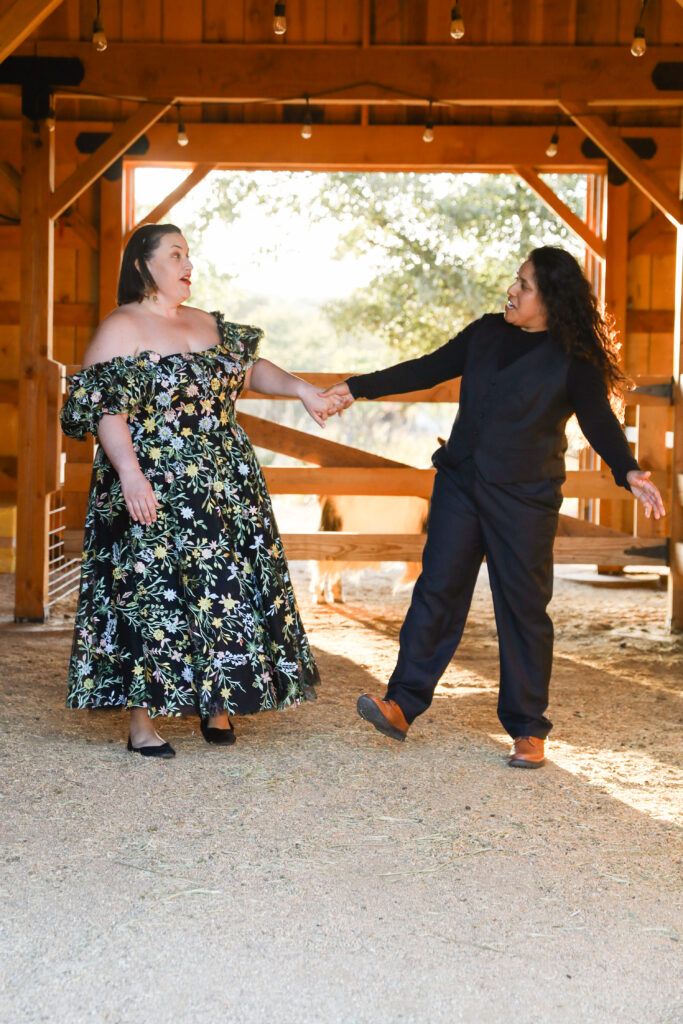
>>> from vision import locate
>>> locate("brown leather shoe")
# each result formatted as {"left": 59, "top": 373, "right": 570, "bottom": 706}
{"left": 356, "top": 693, "right": 409, "bottom": 742}
{"left": 508, "top": 735, "right": 545, "bottom": 769}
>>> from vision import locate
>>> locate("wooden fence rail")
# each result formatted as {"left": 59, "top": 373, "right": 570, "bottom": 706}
{"left": 56, "top": 367, "right": 673, "bottom": 571}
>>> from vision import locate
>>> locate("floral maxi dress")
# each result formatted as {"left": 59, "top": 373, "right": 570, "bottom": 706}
{"left": 60, "top": 313, "right": 320, "bottom": 718}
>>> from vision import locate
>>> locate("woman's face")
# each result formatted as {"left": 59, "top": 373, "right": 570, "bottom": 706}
{"left": 145, "top": 232, "right": 193, "bottom": 304}
{"left": 505, "top": 260, "right": 548, "bottom": 332}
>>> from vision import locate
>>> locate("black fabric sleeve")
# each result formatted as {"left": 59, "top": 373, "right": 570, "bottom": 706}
{"left": 346, "top": 317, "right": 484, "bottom": 400}
{"left": 568, "top": 360, "right": 640, "bottom": 490}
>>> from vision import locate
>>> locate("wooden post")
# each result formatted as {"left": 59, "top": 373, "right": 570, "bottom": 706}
{"left": 599, "top": 181, "right": 631, "bottom": 539}
{"left": 98, "top": 177, "right": 123, "bottom": 319}
{"left": 15, "top": 115, "right": 54, "bottom": 620}
{"left": 666, "top": 124, "right": 683, "bottom": 629}
{"left": 669, "top": 226, "right": 683, "bottom": 628}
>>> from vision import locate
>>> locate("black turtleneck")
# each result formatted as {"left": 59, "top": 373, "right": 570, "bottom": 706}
{"left": 346, "top": 317, "right": 639, "bottom": 489}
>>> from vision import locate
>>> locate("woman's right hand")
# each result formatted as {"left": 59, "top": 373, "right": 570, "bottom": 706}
{"left": 119, "top": 467, "right": 160, "bottom": 524}
{"left": 320, "top": 381, "right": 355, "bottom": 414}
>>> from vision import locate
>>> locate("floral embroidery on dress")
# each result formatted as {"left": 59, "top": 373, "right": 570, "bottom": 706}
{"left": 60, "top": 313, "right": 319, "bottom": 717}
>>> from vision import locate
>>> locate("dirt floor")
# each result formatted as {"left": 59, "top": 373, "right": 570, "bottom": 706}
{"left": 0, "top": 563, "right": 681, "bottom": 1024}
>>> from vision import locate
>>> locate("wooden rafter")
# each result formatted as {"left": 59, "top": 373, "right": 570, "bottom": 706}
{"left": 513, "top": 166, "right": 605, "bottom": 259}
{"left": 19, "top": 42, "right": 683, "bottom": 107}
{"left": 0, "top": 0, "right": 64, "bottom": 65}
{"left": 560, "top": 102, "right": 683, "bottom": 228}
{"left": 48, "top": 102, "right": 173, "bottom": 220}
{"left": 124, "top": 163, "right": 215, "bottom": 243}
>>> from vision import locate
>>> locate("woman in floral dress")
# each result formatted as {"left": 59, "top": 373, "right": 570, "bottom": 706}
{"left": 61, "top": 224, "right": 337, "bottom": 757}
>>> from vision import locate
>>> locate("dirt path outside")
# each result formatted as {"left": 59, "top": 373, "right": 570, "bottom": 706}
{"left": 0, "top": 565, "right": 681, "bottom": 1024}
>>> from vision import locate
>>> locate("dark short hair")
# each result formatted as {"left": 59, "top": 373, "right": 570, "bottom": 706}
{"left": 117, "top": 223, "right": 183, "bottom": 305}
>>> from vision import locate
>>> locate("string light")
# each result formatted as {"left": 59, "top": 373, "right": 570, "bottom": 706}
{"left": 631, "top": 0, "right": 648, "bottom": 57}
{"left": 91, "top": 0, "right": 107, "bottom": 52}
{"left": 273, "top": 2, "right": 287, "bottom": 36}
{"left": 449, "top": 4, "right": 465, "bottom": 40}
{"left": 545, "top": 129, "right": 559, "bottom": 158}
{"left": 422, "top": 103, "right": 434, "bottom": 143}
{"left": 301, "top": 97, "right": 313, "bottom": 139}
{"left": 176, "top": 104, "right": 189, "bottom": 147}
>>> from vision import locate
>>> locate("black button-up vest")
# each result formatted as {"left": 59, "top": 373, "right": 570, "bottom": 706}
{"left": 439, "top": 315, "right": 573, "bottom": 484}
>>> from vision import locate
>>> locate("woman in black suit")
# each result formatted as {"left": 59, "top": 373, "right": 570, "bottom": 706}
{"left": 322, "top": 246, "right": 665, "bottom": 768}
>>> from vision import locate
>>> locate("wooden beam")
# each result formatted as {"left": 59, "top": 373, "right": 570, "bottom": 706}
{"left": 63, "top": 463, "right": 664, "bottom": 502}
{"left": 278, "top": 534, "right": 667, "bottom": 566}
{"left": 15, "top": 116, "right": 54, "bottom": 620}
{"left": 20, "top": 43, "right": 683, "bottom": 107}
{"left": 0, "top": 300, "right": 97, "bottom": 325}
{"left": 561, "top": 102, "right": 683, "bottom": 228}
{"left": 599, "top": 180, "right": 631, "bottom": 540}
{"left": 627, "top": 309, "right": 676, "bottom": 333}
{"left": 62, "top": 529, "right": 667, "bottom": 567}
{"left": 235, "top": 412, "right": 411, "bottom": 468}
{"left": 0, "top": 223, "right": 91, "bottom": 249}
{"left": 125, "top": 163, "right": 215, "bottom": 243}
{"left": 99, "top": 177, "right": 123, "bottom": 319}
{"left": 669, "top": 223, "right": 683, "bottom": 628}
{"left": 629, "top": 212, "right": 676, "bottom": 258}
{"left": 514, "top": 166, "right": 605, "bottom": 259}
{"left": 136, "top": 123, "right": 611, "bottom": 174}
{"left": 4, "top": 120, "right": 681, "bottom": 173}
{"left": 49, "top": 102, "right": 173, "bottom": 220}
{"left": 0, "top": 0, "right": 64, "bottom": 65}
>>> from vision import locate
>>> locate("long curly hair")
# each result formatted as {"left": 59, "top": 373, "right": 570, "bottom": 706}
{"left": 528, "top": 246, "right": 630, "bottom": 416}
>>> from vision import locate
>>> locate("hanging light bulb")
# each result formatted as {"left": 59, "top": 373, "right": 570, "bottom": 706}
{"left": 545, "top": 130, "right": 559, "bottom": 159}
{"left": 449, "top": 4, "right": 465, "bottom": 40}
{"left": 423, "top": 103, "right": 434, "bottom": 143}
{"left": 273, "top": 2, "right": 287, "bottom": 35}
{"left": 176, "top": 104, "right": 189, "bottom": 147}
{"left": 630, "top": 0, "right": 648, "bottom": 57}
{"left": 301, "top": 99, "right": 313, "bottom": 140}
{"left": 630, "top": 24, "right": 646, "bottom": 57}
{"left": 91, "top": 0, "right": 107, "bottom": 51}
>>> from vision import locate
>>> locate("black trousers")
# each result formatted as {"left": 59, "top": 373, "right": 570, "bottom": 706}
{"left": 385, "top": 457, "right": 561, "bottom": 739}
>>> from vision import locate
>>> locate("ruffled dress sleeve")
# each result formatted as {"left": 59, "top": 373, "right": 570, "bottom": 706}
{"left": 213, "top": 312, "right": 263, "bottom": 371}
{"left": 60, "top": 357, "right": 149, "bottom": 441}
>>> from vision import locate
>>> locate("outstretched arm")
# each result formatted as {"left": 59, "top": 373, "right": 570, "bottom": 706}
{"left": 245, "top": 358, "right": 342, "bottom": 427}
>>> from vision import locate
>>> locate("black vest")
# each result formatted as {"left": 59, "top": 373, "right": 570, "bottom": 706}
{"left": 439, "top": 315, "right": 573, "bottom": 484}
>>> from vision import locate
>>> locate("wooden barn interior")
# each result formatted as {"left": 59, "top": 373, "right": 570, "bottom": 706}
{"left": 0, "top": 0, "right": 681, "bottom": 626}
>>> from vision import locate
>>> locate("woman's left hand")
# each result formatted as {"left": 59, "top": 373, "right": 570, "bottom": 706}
{"left": 626, "top": 470, "right": 666, "bottom": 519}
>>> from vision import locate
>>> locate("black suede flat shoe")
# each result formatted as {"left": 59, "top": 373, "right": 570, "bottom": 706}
{"left": 127, "top": 737, "right": 176, "bottom": 758}
{"left": 200, "top": 717, "right": 236, "bottom": 746}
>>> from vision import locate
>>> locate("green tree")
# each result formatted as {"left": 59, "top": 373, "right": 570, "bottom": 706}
{"left": 309, "top": 172, "right": 585, "bottom": 356}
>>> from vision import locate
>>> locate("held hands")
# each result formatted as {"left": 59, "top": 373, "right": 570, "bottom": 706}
{"left": 319, "top": 381, "right": 355, "bottom": 417}
{"left": 299, "top": 380, "right": 355, "bottom": 427}
{"left": 626, "top": 470, "right": 666, "bottom": 520}
{"left": 120, "top": 467, "right": 161, "bottom": 524}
